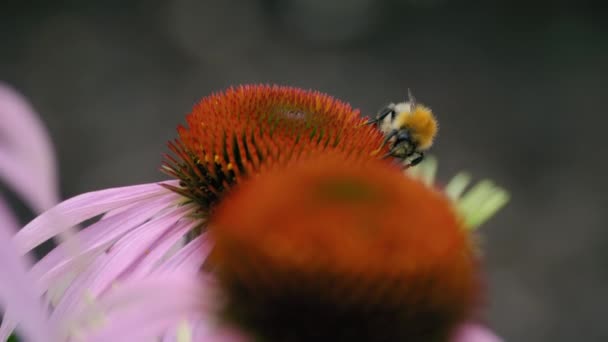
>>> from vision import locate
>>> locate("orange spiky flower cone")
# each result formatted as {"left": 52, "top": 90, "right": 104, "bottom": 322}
{"left": 209, "top": 154, "right": 479, "bottom": 342}
{"left": 163, "top": 84, "right": 386, "bottom": 212}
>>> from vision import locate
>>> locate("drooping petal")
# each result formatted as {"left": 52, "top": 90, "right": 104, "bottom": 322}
{"left": 0, "top": 199, "right": 56, "bottom": 342}
{"left": 14, "top": 181, "right": 178, "bottom": 254}
{"left": 161, "top": 320, "right": 193, "bottom": 342}
{"left": 49, "top": 205, "right": 195, "bottom": 325}
{"left": 2, "top": 182, "right": 182, "bottom": 339}
{"left": 164, "top": 319, "right": 249, "bottom": 342}
{"left": 119, "top": 217, "right": 199, "bottom": 280}
{"left": 31, "top": 193, "right": 182, "bottom": 295}
{"left": 63, "top": 273, "right": 216, "bottom": 342}
{"left": 153, "top": 233, "right": 213, "bottom": 275}
{"left": 0, "top": 82, "right": 58, "bottom": 213}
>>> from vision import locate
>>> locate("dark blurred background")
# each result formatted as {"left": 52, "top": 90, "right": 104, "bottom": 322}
{"left": 1, "top": 0, "right": 606, "bottom": 341}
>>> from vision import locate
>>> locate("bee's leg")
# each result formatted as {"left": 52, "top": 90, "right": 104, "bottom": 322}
{"left": 381, "top": 144, "right": 405, "bottom": 160}
{"left": 381, "top": 129, "right": 398, "bottom": 147}
{"left": 361, "top": 107, "right": 394, "bottom": 126}
{"left": 377, "top": 107, "right": 395, "bottom": 123}
{"left": 407, "top": 151, "right": 424, "bottom": 167}
{"left": 371, "top": 129, "right": 397, "bottom": 156}
{"left": 381, "top": 151, "right": 393, "bottom": 159}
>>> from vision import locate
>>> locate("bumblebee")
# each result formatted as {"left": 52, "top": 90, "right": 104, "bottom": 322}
{"left": 366, "top": 90, "right": 438, "bottom": 167}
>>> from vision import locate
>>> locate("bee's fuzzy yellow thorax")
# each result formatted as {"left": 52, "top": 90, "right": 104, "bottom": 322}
{"left": 394, "top": 105, "right": 438, "bottom": 150}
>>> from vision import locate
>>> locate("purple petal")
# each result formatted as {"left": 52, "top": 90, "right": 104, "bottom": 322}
{"left": 31, "top": 193, "right": 182, "bottom": 295}
{"left": 0, "top": 82, "right": 58, "bottom": 213}
{"left": 0, "top": 195, "right": 19, "bottom": 233}
{"left": 452, "top": 323, "right": 502, "bottom": 342}
{"left": 64, "top": 273, "right": 215, "bottom": 341}
{"left": 152, "top": 232, "right": 213, "bottom": 275}
{"left": 163, "top": 319, "right": 250, "bottom": 342}
{"left": 0, "top": 199, "right": 55, "bottom": 342}
{"left": 119, "top": 218, "right": 198, "bottom": 279}
{"left": 0, "top": 311, "right": 18, "bottom": 342}
{"left": 14, "top": 181, "right": 178, "bottom": 254}
{"left": 49, "top": 206, "right": 194, "bottom": 324}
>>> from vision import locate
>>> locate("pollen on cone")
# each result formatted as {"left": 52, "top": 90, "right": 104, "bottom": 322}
{"left": 209, "top": 154, "right": 478, "bottom": 342}
{"left": 163, "top": 84, "right": 386, "bottom": 210}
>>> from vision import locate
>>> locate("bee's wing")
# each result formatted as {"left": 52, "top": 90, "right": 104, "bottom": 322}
{"left": 407, "top": 88, "right": 416, "bottom": 109}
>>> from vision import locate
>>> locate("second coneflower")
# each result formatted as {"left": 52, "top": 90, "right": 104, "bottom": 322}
{"left": 210, "top": 154, "right": 478, "bottom": 342}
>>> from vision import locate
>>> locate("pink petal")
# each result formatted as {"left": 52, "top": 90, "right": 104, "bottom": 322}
{"left": 152, "top": 232, "right": 213, "bottom": 275}
{"left": 0, "top": 311, "right": 18, "bottom": 342}
{"left": 452, "top": 323, "right": 502, "bottom": 342}
{"left": 0, "top": 199, "right": 55, "bottom": 342}
{"left": 49, "top": 206, "right": 194, "bottom": 324}
{"left": 0, "top": 82, "right": 58, "bottom": 213}
{"left": 65, "top": 273, "right": 215, "bottom": 342}
{"left": 120, "top": 218, "right": 198, "bottom": 280}
{"left": 0, "top": 195, "right": 19, "bottom": 233}
{"left": 163, "top": 319, "right": 250, "bottom": 342}
{"left": 31, "top": 193, "right": 182, "bottom": 294}
{"left": 14, "top": 181, "right": 178, "bottom": 254}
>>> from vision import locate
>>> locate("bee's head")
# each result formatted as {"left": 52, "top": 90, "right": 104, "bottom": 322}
{"left": 389, "top": 132, "right": 415, "bottom": 159}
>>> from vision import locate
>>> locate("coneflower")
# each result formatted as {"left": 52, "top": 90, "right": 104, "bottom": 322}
{"left": 210, "top": 154, "right": 477, "bottom": 341}
{"left": 0, "top": 84, "right": 507, "bottom": 341}
{"left": 2, "top": 84, "right": 383, "bottom": 339}
{"left": 162, "top": 84, "right": 385, "bottom": 211}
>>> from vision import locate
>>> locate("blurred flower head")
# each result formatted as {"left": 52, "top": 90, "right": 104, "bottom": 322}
{"left": 210, "top": 153, "right": 477, "bottom": 341}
